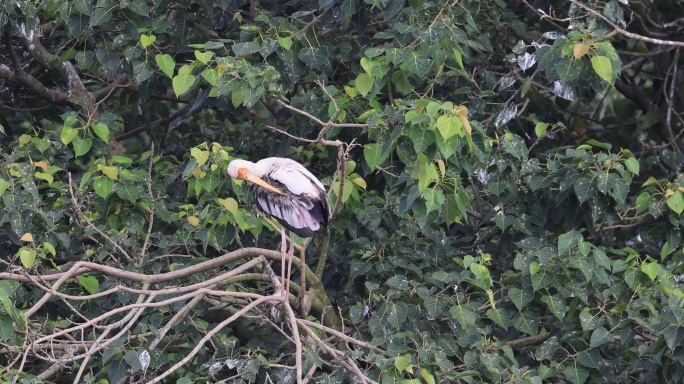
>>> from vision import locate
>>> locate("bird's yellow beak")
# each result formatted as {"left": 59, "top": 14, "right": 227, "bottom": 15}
{"left": 236, "top": 168, "right": 285, "bottom": 195}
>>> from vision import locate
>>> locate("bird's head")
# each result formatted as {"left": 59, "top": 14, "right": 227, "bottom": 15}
{"left": 226, "top": 159, "right": 285, "bottom": 195}
{"left": 227, "top": 159, "right": 251, "bottom": 179}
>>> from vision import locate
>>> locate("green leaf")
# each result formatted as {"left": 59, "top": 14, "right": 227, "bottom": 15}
{"left": 436, "top": 115, "right": 462, "bottom": 140}
{"left": 513, "top": 311, "right": 539, "bottom": 335}
{"left": 578, "top": 349, "right": 600, "bottom": 369}
{"left": 194, "top": 50, "right": 213, "bottom": 64}
{"left": 77, "top": 275, "right": 99, "bottom": 294}
{"left": 579, "top": 308, "right": 600, "bottom": 331}
{"left": 410, "top": 127, "right": 434, "bottom": 153}
{"left": 591, "top": 55, "right": 612, "bottom": 83}
{"left": 155, "top": 54, "right": 175, "bottom": 78}
{"left": 172, "top": 74, "right": 196, "bottom": 97}
{"left": 0, "top": 315, "right": 15, "bottom": 343}
{"left": 585, "top": 139, "right": 612, "bottom": 151}
{"left": 667, "top": 190, "right": 684, "bottom": 214}
{"left": 200, "top": 173, "right": 221, "bottom": 192}
{"left": 277, "top": 37, "right": 292, "bottom": 50}
{"left": 450, "top": 303, "right": 476, "bottom": 328}
{"left": 72, "top": 136, "right": 93, "bottom": 157}
{"left": 356, "top": 73, "right": 373, "bottom": 96}
{"left": 541, "top": 294, "right": 566, "bottom": 320}
{"left": 19, "top": 249, "right": 36, "bottom": 268}
{"left": 534, "top": 122, "right": 548, "bottom": 138}
{"left": 93, "top": 177, "right": 115, "bottom": 199}
{"left": 115, "top": 183, "right": 141, "bottom": 203}
{"left": 405, "top": 52, "right": 431, "bottom": 76}
{"left": 558, "top": 230, "right": 581, "bottom": 255}
{"left": 387, "top": 301, "right": 408, "bottom": 328}
{"left": 590, "top": 326, "right": 612, "bottom": 348}
{"left": 43, "top": 242, "right": 56, "bottom": 256}
{"left": 564, "top": 363, "right": 589, "bottom": 384}
{"left": 423, "top": 188, "right": 444, "bottom": 213}
{"left": 0, "top": 179, "right": 9, "bottom": 196}
{"left": 395, "top": 354, "right": 411, "bottom": 372}
{"left": 575, "top": 257, "right": 594, "bottom": 281}
{"left": 91, "top": 122, "right": 110, "bottom": 142}
{"left": 67, "top": 14, "right": 89, "bottom": 38}
{"left": 641, "top": 261, "right": 661, "bottom": 281}
{"left": 663, "top": 325, "right": 684, "bottom": 351}
{"left": 140, "top": 34, "right": 156, "bottom": 48}
{"left": 486, "top": 307, "right": 512, "bottom": 329}
{"left": 364, "top": 143, "right": 388, "bottom": 169}
{"left": 610, "top": 177, "right": 629, "bottom": 204}
{"left": 90, "top": 7, "right": 111, "bottom": 26}
{"left": 201, "top": 68, "right": 218, "bottom": 86}
{"left": 624, "top": 157, "right": 639, "bottom": 175}
{"left": 60, "top": 126, "right": 78, "bottom": 145}
{"left": 299, "top": 47, "right": 329, "bottom": 70}
{"left": 508, "top": 287, "right": 532, "bottom": 311}
{"left": 231, "top": 42, "right": 261, "bottom": 56}
{"left": 214, "top": 224, "right": 236, "bottom": 248}
{"left": 125, "top": 0, "right": 150, "bottom": 16}
{"left": 635, "top": 191, "right": 651, "bottom": 213}
{"left": 74, "top": 0, "right": 94, "bottom": 15}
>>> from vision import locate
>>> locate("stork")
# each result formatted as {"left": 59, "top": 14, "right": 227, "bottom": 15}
{"left": 227, "top": 157, "right": 330, "bottom": 300}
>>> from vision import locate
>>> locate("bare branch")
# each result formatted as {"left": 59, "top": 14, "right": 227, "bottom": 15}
{"left": 569, "top": 0, "right": 684, "bottom": 47}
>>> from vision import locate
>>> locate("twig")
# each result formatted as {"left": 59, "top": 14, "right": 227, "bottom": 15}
{"left": 298, "top": 319, "right": 385, "bottom": 354}
{"left": 146, "top": 295, "right": 280, "bottom": 384}
{"left": 282, "top": 297, "right": 304, "bottom": 384}
{"left": 68, "top": 172, "right": 134, "bottom": 264}
{"left": 140, "top": 142, "right": 156, "bottom": 267}
{"left": 569, "top": 0, "right": 684, "bottom": 47}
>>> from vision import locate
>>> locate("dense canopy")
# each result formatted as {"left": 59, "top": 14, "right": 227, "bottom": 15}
{"left": 1, "top": 0, "right": 684, "bottom": 383}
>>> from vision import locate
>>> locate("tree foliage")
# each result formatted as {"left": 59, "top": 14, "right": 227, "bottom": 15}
{"left": 1, "top": 0, "right": 684, "bottom": 383}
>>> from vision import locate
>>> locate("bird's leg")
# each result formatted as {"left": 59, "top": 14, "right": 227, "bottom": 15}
{"left": 285, "top": 231, "right": 295, "bottom": 300}
{"left": 280, "top": 225, "right": 287, "bottom": 299}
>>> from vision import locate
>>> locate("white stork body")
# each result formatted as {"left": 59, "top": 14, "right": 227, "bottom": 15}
{"left": 227, "top": 157, "right": 330, "bottom": 236}
{"left": 227, "top": 157, "right": 330, "bottom": 300}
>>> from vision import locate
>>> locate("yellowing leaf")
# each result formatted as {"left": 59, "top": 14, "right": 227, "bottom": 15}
{"left": 20, "top": 233, "right": 34, "bottom": 242}
{"left": 437, "top": 159, "right": 445, "bottom": 180}
{"left": 421, "top": 368, "right": 436, "bottom": 384}
{"left": 188, "top": 216, "right": 200, "bottom": 226}
{"left": 18, "top": 134, "right": 32, "bottom": 145}
{"left": 459, "top": 115, "right": 472, "bottom": 135}
{"left": 454, "top": 105, "right": 468, "bottom": 117}
{"left": 34, "top": 161, "right": 48, "bottom": 171}
{"left": 350, "top": 175, "right": 367, "bottom": 190}
{"left": 573, "top": 43, "right": 589, "bottom": 59}
{"left": 98, "top": 165, "right": 119, "bottom": 180}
